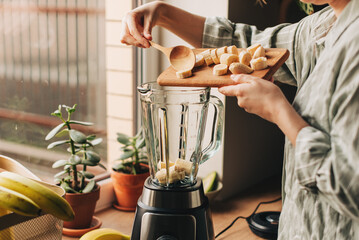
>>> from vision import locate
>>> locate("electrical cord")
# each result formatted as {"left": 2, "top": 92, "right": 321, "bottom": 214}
{"left": 215, "top": 196, "right": 282, "bottom": 239}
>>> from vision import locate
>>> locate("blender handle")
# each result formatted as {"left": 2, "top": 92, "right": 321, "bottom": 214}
{"left": 200, "top": 95, "right": 224, "bottom": 164}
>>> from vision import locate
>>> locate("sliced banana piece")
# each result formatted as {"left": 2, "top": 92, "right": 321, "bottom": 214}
{"left": 227, "top": 45, "right": 239, "bottom": 55}
{"left": 157, "top": 161, "right": 175, "bottom": 170}
{"left": 229, "top": 62, "right": 254, "bottom": 74}
{"left": 213, "top": 64, "right": 228, "bottom": 76}
{"left": 247, "top": 43, "right": 261, "bottom": 57}
{"left": 176, "top": 69, "right": 192, "bottom": 79}
{"left": 252, "top": 46, "right": 266, "bottom": 59}
{"left": 210, "top": 49, "right": 220, "bottom": 64}
{"left": 220, "top": 53, "right": 239, "bottom": 66}
{"left": 174, "top": 159, "right": 193, "bottom": 175}
{"left": 250, "top": 57, "right": 268, "bottom": 70}
{"left": 200, "top": 49, "right": 211, "bottom": 59}
{"left": 238, "top": 50, "right": 252, "bottom": 66}
{"left": 216, "top": 46, "right": 228, "bottom": 58}
{"left": 155, "top": 166, "right": 185, "bottom": 184}
{"left": 194, "top": 54, "right": 205, "bottom": 67}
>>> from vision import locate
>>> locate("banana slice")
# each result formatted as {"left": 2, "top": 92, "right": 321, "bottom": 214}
{"left": 252, "top": 46, "right": 266, "bottom": 59}
{"left": 157, "top": 161, "right": 175, "bottom": 170}
{"left": 250, "top": 57, "right": 268, "bottom": 70}
{"left": 194, "top": 54, "right": 205, "bottom": 67}
{"left": 216, "top": 46, "right": 228, "bottom": 58}
{"left": 199, "top": 49, "right": 211, "bottom": 59}
{"left": 227, "top": 45, "right": 239, "bottom": 55}
{"left": 176, "top": 69, "right": 192, "bottom": 79}
{"left": 211, "top": 49, "right": 220, "bottom": 64}
{"left": 174, "top": 159, "right": 193, "bottom": 175}
{"left": 229, "top": 62, "right": 254, "bottom": 74}
{"left": 204, "top": 56, "right": 214, "bottom": 66}
{"left": 239, "top": 50, "right": 252, "bottom": 66}
{"left": 247, "top": 43, "right": 261, "bottom": 57}
{"left": 220, "top": 53, "right": 239, "bottom": 66}
{"left": 213, "top": 64, "right": 228, "bottom": 76}
{"left": 155, "top": 166, "right": 185, "bottom": 184}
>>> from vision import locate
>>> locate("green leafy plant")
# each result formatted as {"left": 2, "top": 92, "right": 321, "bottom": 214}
{"left": 112, "top": 129, "right": 148, "bottom": 175}
{"left": 45, "top": 104, "right": 105, "bottom": 193}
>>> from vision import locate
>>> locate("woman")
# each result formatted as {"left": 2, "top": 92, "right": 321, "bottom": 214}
{"left": 120, "top": 0, "right": 359, "bottom": 239}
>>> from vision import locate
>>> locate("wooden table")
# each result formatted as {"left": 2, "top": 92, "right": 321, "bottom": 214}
{"left": 63, "top": 175, "right": 282, "bottom": 240}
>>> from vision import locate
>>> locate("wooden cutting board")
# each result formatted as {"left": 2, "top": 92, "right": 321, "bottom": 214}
{"left": 157, "top": 48, "right": 289, "bottom": 87}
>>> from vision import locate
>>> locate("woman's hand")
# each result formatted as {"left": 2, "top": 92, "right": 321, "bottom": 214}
{"left": 218, "top": 74, "right": 308, "bottom": 145}
{"left": 218, "top": 74, "right": 287, "bottom": 123}
{"left": 120, "top": 1, "right": 163, "bottom": 48}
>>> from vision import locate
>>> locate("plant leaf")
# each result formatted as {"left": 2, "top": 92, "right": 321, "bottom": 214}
{"left": 112, "top": 163, "right": 125, "bottom": 171}
{"left": 82, "top": 160, "right": 97, "bottom": 166}
{"left": 47, "top": 140, "right": 69, "bottom": 149}
{"left": 55, "top": 129, "right": 69, "bottom": 138}
{"left": 119, "top": 150, "right": 134, "bottom": 160}
{"left": 117, "top": 133, "right": 130, "bottom": 145}
{"left": 81, "top": 171, "right": 95, "bottom": 179}
{"left": 61, "top": 181, "right": 78, "bottom": 193}
{"left": 86, "top": 134, "right": 96, "bottom": 141}
{"left": 98, "top": 163, "right": 107, "bottom": 170}
{"left": 69, "top": 155, "right": 82, "bottom": 165}
{"left": 68, "top": 120, "right": 93, "bottom": 126}
{"left": 82, "top": 180, "right": 95, "bottom": 193}
{"left": 90, "top": 138, "right": 103, "bottom": 146}
{"left": 86, "top": 151, "right": 101, "bottom": 163}
{"left": 45, "top": 123, "right": 66, "bottom": 140}
{"left": 54, "top": 170, "right": 67, "bottom": 178}
{"left": 136, "top": 137, "right": 146, "bottom": 149}
{"left": 52, "top": 159, "right": 69, "bottom": 168}
{"left": 69, "top": 129, "right": 87, "bottom": 144}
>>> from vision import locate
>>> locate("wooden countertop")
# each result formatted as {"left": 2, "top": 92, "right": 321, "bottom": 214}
{"left": 63, "top": 175, "right": 281, "bottom": 240}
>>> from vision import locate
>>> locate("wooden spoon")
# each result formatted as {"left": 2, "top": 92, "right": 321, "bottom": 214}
{"left": 149, "top": 41, "right": 195, "bottom": 71}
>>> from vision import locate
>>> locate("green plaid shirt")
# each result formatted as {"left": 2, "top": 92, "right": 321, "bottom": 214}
{"left": 202, "top": 1, "right": 359, "bottom": 239}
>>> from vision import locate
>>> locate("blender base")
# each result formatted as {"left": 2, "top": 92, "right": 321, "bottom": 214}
{"left": 131, "top": 177, "right": 214, "bottom": 240}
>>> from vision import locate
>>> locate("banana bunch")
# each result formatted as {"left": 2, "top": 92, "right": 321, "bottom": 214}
{"left": 80, "top": 228, "right": 130, "bottom": 240}
{"left": 0, "top": 171, "right": 74, "bottom": 221}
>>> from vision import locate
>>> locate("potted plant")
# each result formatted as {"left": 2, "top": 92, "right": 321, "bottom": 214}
{"left": 45, "top": 104, "right": 105, "bottom": 230}
{"left": 111, "top": 129, "right": 149, "bottom": 211}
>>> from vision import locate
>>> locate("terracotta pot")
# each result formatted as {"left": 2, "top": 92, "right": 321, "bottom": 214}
{"left": 111, "top": 167, "right": 149, "bottom": 211}
{"left": 63, "top": 184, "right": 100, "bottom": 229}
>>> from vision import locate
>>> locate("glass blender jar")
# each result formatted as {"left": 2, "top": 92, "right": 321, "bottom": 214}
{"left": 132, "top": 82, "right": 224, "bottom": 240}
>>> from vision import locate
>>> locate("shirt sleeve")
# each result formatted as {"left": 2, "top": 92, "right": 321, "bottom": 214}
{"left": 294, "top": 48, "right": 359, "bottom": 221}
{"left": 201, "top": 7, "right": 333, "bottom": 87}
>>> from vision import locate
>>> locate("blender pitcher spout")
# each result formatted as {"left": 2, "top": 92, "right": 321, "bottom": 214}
{"left": 199, "top": 95, "right": 224, "bottom": 164}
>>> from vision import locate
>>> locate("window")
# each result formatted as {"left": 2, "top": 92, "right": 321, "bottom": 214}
{"left": 0, "top": 0, "right": 107, "bottom": 182}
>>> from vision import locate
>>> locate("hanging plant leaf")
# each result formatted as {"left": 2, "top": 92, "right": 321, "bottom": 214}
{"left": 119, "top": 150, "right": 135, "bottom": 160}
{"left": 86, "top": 151, "right": 101, "bottom": 163}
{"left": 69, "top": 129, "right": 87, "bottom": 144}
{"left": 90, "top": 138, "right": 103, "bottom": 146}
{"left": 82, "top": 160, "right": 97, "bottom": 166}
{"left": 54, "top": 170, "right": 67, "bottom": 178}
{"left": 80, "top": 171, "right": 95, "bottom": 179}
{"left": 98, "top": 163, "right": 107, "bottom": 170}
{"left": 82, "top": 180, "right": 95, "bottom": 193}
{"left": 117, "top": 133, "right": 131, "bottom": 145}
{"left": 45, "top": 123, "right": 66, "bottom": 140}
{"left": 52, "top": 159, "right": 69, "bottom": 168}
{"left": 69, "top": 155, "right": 81, "bottom": 165}
{"left": 68, "top": 120, "right": 93, "bottom": 126}
{"left": 47, "top": 140, "right": 69, "bottom": 149}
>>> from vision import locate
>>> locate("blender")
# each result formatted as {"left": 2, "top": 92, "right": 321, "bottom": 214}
{"left": 131, "top": 82, "right": 224, "bottom": 240}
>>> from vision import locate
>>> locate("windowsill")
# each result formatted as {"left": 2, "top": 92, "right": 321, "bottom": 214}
{"left": 63, "top": 175, "right": 281, "bottom": 240}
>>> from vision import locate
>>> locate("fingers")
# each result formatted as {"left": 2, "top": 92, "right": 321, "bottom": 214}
{"left": 218, "top": 82, "right": 250, "bottom": 97}
{"left": 120, "top": 13, "right": 151, "bottom": 48}
{"left": 230, "top": 74, "right": 257, "bottom": 84}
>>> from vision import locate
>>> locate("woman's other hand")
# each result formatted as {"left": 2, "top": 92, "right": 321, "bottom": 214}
{"left": 218, "top": 74, "right": 287, "bottom": 123}
{"left": 120, "top": 1, "right": 162, "bottom": 48}
{"left": 218, "top": 74, "right": 308, "bottom": 146}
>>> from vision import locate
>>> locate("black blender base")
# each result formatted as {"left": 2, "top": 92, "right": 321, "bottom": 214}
{"left": 131, "top": 178, "right": 214, "bottom": 240}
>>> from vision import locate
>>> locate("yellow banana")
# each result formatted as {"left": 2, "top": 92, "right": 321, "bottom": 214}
{"left": 0, "top": 208, "right": 14, "bottom": 240}
{"left": 0, "top": 185, "right": 41, "bottom": 217}
{"left": 0, "top": 171, "right": 74, "bottom": 221}
{"left": 80, "top": 228, "right": 131, "bottom": 240}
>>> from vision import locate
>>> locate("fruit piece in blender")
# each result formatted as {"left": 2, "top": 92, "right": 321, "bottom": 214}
{"left": 155, "top": 166, "right": 186, "bottom": 184}
{"left": 157, "top": 161, "right": 175, "bottom": 170}
{"left": 174, "top": 159, "right": 193, "bottom": 175}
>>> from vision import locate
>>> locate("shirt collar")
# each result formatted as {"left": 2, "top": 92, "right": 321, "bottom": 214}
{"left": 326, "top": 0, "right": 359, "bottom": 47}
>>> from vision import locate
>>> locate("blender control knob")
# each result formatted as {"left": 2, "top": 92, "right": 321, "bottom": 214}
{"left": 157, "top": 235, "right": 178, "bottom": 240}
